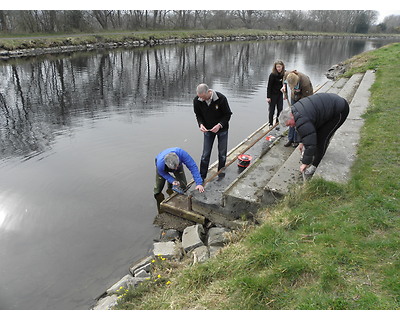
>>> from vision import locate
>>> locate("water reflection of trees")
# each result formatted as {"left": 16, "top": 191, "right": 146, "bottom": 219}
{"left": 0, "top": 39, "right": 384, "bottom": 160}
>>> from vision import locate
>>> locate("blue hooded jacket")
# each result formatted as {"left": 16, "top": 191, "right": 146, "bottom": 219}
{"left": 155, "top": 147, "right": 203, "bottom": 186}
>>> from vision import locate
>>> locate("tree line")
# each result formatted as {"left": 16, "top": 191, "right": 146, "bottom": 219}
{"left": 0, "top": 10, "right": 399, "bottom": 35}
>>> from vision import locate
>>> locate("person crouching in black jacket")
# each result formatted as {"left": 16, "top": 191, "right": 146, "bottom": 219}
{"left": 279, "top": 93, "right": 349, "bottom": 175}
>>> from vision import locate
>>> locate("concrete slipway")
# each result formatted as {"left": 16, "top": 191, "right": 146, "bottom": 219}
{"left": 156, "top": 70, "right": 375, "bottom": 230}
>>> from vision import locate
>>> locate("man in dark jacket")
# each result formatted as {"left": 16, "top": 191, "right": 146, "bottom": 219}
{"left": 279, "top": 93, "right": 349, "bottom": 175}
{"left": 193, "top": 83, "right": 233, "bottom": 180}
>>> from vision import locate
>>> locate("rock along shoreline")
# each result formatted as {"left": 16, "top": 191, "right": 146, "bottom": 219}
{"left": 92, "top": 223, "right": 239, "bottom": 310}
{"left": 1, "top": 33, "right": 399, "bottom": 60}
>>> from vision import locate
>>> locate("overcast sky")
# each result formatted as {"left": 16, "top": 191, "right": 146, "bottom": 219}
{"left": 377, "top": 10, "right": 400, "bottom": 22}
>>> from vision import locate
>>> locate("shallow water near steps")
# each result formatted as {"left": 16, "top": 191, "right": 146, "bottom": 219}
{"left": 0, "top": 38, "right": 396, "bottom": 309}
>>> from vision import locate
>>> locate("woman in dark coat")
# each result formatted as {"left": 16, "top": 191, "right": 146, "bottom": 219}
{"left": 280, "top": 93, "right": 349, "bottom": 175}
{"left": 266, "top": 60, "right": 287, "bottom": 127}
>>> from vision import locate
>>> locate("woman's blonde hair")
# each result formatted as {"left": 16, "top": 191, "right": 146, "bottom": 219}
{"left": 286, "top": 72, "right": 300, "bottom": 89}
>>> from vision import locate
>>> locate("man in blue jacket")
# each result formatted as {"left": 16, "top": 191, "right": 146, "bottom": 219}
{"left": 279, "top": 93, "right": 349, "bottom": 175}
{"left": 154, "top": 147, "right": 204, "bottom": 213}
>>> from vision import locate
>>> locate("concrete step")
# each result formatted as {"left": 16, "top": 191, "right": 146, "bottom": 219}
{"left": 159, "top": 71, "right": 375, "bottom": 228}
{"left": 160, "top": 122, "right": 286, "bottom": 225}
{"left": 315, "top": 79, "right": 335, "bottom": 93}
{"left": 325, "top": 77, "right": 348, "bottom": 94}
{"left": 263, "top": 72, "right": 367, "bottom": 198}
{"left": 314, "top": 70, "right": 375, "bottom": 183}
{"left": 337, "top": 73, "right": 365, "bottom": 103}
{"left": 189, "top": 124, "right": 286, "bottom": 219}
{"left": 263, "top": 144, "right": 303, "bottom": 202}
{"left": 222, "top": 132, "right": 294, "bottom": 215}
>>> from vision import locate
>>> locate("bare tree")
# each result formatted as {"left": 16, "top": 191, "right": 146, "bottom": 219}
{"left": 234, "top": 10, "right": 256, "bottom": 29}
{"left": 0, "top": 10, "right": 388, "bottom": 34}
{"left": 0, "top": 10, "right": 9, "bottom": 32}
{"left": 171, "top": 10, "right": 192, "bottom": 29}
{"left": 382, "top": 14, "right": 400, "bottom": 33}
{"left": 91, "top": 10, "right": 113, "bottom": 30}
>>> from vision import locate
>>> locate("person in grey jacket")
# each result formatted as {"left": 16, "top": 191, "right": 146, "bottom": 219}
{"left": 279, "top": 93, "right": 349, "bottom": 175}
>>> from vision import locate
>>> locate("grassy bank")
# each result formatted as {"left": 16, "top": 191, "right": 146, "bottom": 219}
{"left": 114, "top": 42, "right": 400, "bottom": 310}
{"left": 0, "top": 29, "right": 398, "bottom": 51}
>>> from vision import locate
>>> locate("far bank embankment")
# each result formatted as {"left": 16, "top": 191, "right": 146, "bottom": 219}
{"left": 1, "top": 30, "right": 399, "bottom": 60}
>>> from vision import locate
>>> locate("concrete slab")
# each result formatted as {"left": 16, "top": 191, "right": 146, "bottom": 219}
{"left": 326, "top": 77, "right": 348, "bottom": 94}
{"left": 347, "top": 70, "right": 376, "bottom": 120}
{"left": 336, "top": 73, "right": 364, "bottom": 103}
{"left": 314, "top": 80, "right": 334, "bottom": 93}
{"left": 161, "top": 122, "right": 280, "bottom": 220}
{"left": 223, "top": 134, "right": 294, "bottom": 212}
{"left": 263, "top": 145, "right": 303, "bottom": 201}
{"left": 158, "top": 71, "right": 375, "bottom": 226}
{"left": 188, "top": 123, "right": 286, "bottom": 219}
{"left": 260, "top": 73, "right": 365, "bottom": 199}
{"left": 314, "top": 70, "right": 375, "bottom": 183}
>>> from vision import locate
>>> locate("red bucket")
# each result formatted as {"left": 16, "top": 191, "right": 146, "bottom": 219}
{"left": 237, "top": 154, "right": 252, "bottom": 168}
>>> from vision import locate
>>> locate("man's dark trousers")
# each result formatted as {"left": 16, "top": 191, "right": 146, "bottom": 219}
{"left": 200, "top": 130, "right": 228, "bottom": 180}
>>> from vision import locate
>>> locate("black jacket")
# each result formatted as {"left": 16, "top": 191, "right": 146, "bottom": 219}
{"left": 267, "top": 72, "right": 284, "bottom": 98}
{"left": 193, "top": 91, "right": 232, "bottom": 131}
{"left": 291, "top": 93, "right": 348, "bottom": 165}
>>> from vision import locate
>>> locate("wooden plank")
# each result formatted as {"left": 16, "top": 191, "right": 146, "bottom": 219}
{"left": 160, "top": 202, "right": 205, "bottom": 224}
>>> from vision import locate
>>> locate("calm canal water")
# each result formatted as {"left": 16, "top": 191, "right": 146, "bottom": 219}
{"left": 0, "top": 37, "right": 396, "bottom": 309}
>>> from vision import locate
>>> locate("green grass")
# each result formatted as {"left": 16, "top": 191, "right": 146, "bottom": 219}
{"left": 114, "top": 42, "right": 400, "bottom": 310}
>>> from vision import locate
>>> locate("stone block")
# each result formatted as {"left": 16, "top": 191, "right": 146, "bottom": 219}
{"left": 93, "top": 294, "right": 118, "bottom": 310}
{"left": 106, "top": 274, "right": 141, "bottom": 295}
{"left": 134, "top": 269, "right": 151, "bottom": 278}
{"left": 129, "top": 256, "right": 153, "bottom": 276}
{"left": 182, "top": 224, "right": 205, "bottom": 252}
{"left": 191, "top": 245, "right": 210, "bottom": 264}
{"left": 160, "top": 229, "right": 180, "bottom": 241}
{"left": 132, "top": 262, "right": 151, "bottom": 276}
{"left": 153, "top": 241, "right": 179, "bottom": 258}
{"left": 207, "top": 227, "right": 230, "bottom": 246}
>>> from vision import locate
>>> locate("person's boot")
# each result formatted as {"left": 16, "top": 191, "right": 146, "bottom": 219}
{"left": 154, "top": 193, "right": 165, "bottom": 214}
{"left": 284, "top": 141, "right": 293, "bottom": 147}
